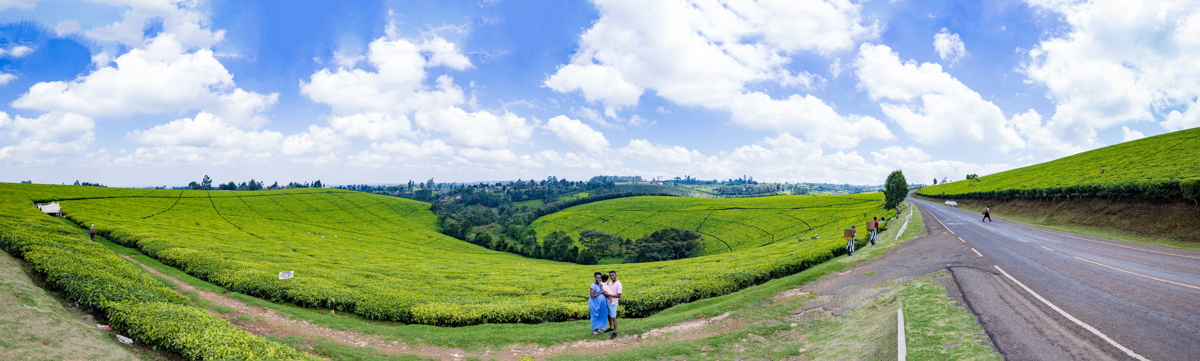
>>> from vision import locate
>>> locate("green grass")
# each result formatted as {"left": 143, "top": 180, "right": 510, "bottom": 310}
{"left": 531, "top": 194, "right": 893, "bottom": 255}
{"left": 109, "top": 202, "right": 925, "bottom": 352}
{"left": 0, "top": 185, "right": 314, "bottom": 360}
{"left": 919, "top": 127, "right": 1200, "bottom": 197}
{"left": 900, "top": 271, "right": 1001, "bottom": 361}
{"left": 4, "top": 183, "right": 896, "bottom": 327}
{"left": 0, "top": 249, "right": 152, "bottom": 361}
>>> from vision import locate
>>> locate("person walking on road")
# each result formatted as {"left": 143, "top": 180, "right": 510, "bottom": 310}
{"left": 844, "top": 225, "right": 857, "bottom": 256}
{"left": 604, "top": 271, "right": 622, "bottom": 339}
{"left": 982, "top": 206, "right": 992, "bottom": 222}
{"left": 589, "top": 272, "right": 610, "bottom": 335}
{"left": 89, "top": 224, "right": 96, "bottom": 241}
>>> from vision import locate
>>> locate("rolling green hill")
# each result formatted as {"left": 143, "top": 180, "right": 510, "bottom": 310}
{"left": 2, "top": 183, "right": 891, "bottom": 329}
{"left": 918, "top": 127, "right": 1200, "bottom": 201}
{"left": 531, "top": 194, "right": 891, "bottom": 256}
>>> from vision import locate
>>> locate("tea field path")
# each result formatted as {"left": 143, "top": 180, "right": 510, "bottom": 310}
{"left": 910, "top": 197, "right": 1200, "bottom": 361}
{"left": 117, "top": 253, "right": 748, "bottom": 361}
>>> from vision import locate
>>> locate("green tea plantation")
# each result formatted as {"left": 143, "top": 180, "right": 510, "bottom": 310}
{"left": 531, "top": 195, "right": 890, "bottom": 255}
{"left": 2, "top": 183, "right": 890, "bottom": 329}
{"left": 918, "top": 127, "right": 1200, "bottom": 201}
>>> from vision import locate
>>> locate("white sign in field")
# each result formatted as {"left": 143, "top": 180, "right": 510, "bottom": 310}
{"left": 279, "top": 270, "right": 294, "bottom": 280}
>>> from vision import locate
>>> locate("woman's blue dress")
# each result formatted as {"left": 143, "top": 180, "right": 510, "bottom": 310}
{"left": 589, "top": 283, "right": 609, "bottom": 331}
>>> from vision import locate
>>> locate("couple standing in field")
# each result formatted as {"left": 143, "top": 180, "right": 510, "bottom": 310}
{"left": 589, "top": 271, "right": 622, "bottom": 339}
{"left": 843, "top": 216, "right": 883, "bottom": 256}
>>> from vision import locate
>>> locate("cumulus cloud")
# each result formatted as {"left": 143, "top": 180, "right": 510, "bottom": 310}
{"left": 0, "top": 111, "right": 95, "bottom": 163}
{"left": 870, "top": 146, "right": 1011, "bottom": 186}
{"left": 544, "top": 0, "right": 879, "bottom": 131}
{"left": 1121, "top": 126, "right": 1146, "bottom": 142}
{"left": 619, "top": 139, "right": 711, "bottom": 166}
{"left": 546, "top": 115, "right": 609, "bottom": 153}
{"left": 126, "top": 112, "right": 283, "bottom": 149}
{"left": 55, "top": 20, "right": 80, "bottom": 36}
{"left": 726, "top": 92, "right": 892, "bottom": 149}
{"left": 302, "top": 30, "right": 533, "bottom": 160}
{"left": 12, "top": 34, "right": 278, "bottom": 128}
{"left": 1023, "top": 0, "right": 1200, "bottom": 137}
{"left": 83, "top": 0, "right": 225, "bottom": 49}
{"left": 0, "top": 45, "right": 34, "bottom": 58}
{"left": 414, "top": 107, "right": 533, "bottom": 149}
{"left": 114, "top": 112, "right": 356, "bottom": 167}
{"left": 607, "top": 134, "right": 1008, "bottom": 185}
{"left": 933, "top": 28, "right": 967, "bottom": 64}
{"left": 855, "top": 43, "right": 1029, "bottom": 153}
{"left": 0, "top": 73, "right": 16, "bottom": 86}
{"left": 0, "top": 0, "right": 38, "bottom": 11}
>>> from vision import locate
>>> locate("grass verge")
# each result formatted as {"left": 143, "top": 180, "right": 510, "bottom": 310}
{"left": 0, "top": 248, "right": 161, "bottom": 361}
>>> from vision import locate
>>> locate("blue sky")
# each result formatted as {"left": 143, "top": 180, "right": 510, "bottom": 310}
{"left": 1, "top": 0, "right": 1197, "bottom": 187}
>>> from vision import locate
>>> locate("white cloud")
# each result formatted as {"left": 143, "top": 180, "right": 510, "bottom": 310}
{"left": 619, "top": 139, "right": 711, "bottom": 166}
{"left": 55, "top": 20, "right": 80, "bottom": 36}
{"left": 12, "top": 35, "right": 278, "bottom": 128}
{"left": 0, "top": 45, "right": 34, "bottom": 58}
{"left": 933, "top": 28, "right": 967, "bottom": 63}
{"left": 544, "top": 0, "right": 879, "bottom": 129}
{"left": 303, "top": 31, "right": 532, "bottom": 157}
{"left": 0, "top": 73, "right": 16, "bottom": 86}
{"left": 0, "top": 111, "right": 95, "bottom": 163}
{"left": 1023, "top": 0, "right": 1200, "bottom": 136}
{"left": 414, "top": 108, "right": 533, "bottom": 149}
{"left": 328, "top": 113, "right": 411, "bottom": 141}
{"left": 83, "top": 0, "right": 225, "bottom": 49}
{"left": 871, "top": 146, "right": 1011, "bottom": 186}
{"left": 726, "top": 92, "right": 892, "bottom": 149}
{"left": 829, "top": 58, "right": 842, "bottom": 78}
{"left": 126, "top": 112, "right": 282, "bottom": 150}
{"left": 607, "top": 134, "right": 996, "bottom": 185}
{"left": 1121, "top": 126, "right": 1146, "bottom": 142}
{"left": 281, "top": 126, "right": 346, "bottom": 157}
{"left": 544, "top": 63, "right": 643, "bottom": 114}
{"left": 0, "top": 0, "right": 38, "bottom": 11}
{"left": 855, "top": 43, "right": 1027, "bottom": 153}
{"left": 546, "top": 115, "right": 609, "bottom": 153}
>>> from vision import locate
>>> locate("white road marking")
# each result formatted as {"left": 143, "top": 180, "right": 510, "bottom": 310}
{"left": 971, "top": 248, "right": 983, "bottom": 257}
{"left": 898, "top": 300, "right": 907, "bottom": 361}
{"left": 918, "top": 199, "right": 1200, "bottom": 261}
{"left": 958, "top": 237, "right": 965, "bottom": 243}
{"left": 1074, "top": 256, "right": 1200, "bottom": 291}
{"left": 994, "top": 266, "right": 1150, "bottom": 361}
{"left": 931, "top": 210, "right": 955, "bottom": 234}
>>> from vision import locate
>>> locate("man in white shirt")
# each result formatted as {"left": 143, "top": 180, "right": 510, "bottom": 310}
{"left": 605, "top": 270, "right": 623, "bottom": 339}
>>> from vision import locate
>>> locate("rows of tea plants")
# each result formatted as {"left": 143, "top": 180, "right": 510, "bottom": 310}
{"left": 918, "top": 127, "right": 1200, "bottom": 202}
{"left": 530, "top": 194, "right": 892, "bottom": 255}
{"left": 7, "top": 183, "right": 893, "bottom": 326}
{"left": 0, "top": 183, "right": 316, "bottom": 360}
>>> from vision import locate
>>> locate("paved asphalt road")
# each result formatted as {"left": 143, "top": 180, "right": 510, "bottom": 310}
{"left": 908, "top": 197, "right": 1200, "bottom": 361}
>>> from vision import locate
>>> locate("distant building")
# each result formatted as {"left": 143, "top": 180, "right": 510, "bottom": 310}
{"left": 37, "top": 202, "right": 63, "bottom": 217}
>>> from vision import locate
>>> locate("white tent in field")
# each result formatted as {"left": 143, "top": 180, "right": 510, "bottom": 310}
{"left": 38, "top": 202, "right": 62, "bottom": 216}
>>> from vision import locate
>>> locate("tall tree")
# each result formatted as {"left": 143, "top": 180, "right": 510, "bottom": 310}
{"left": 201, "top": 175, "right": 213, "bottom": 190}
{"left": 884, "top": 170, "right": 908, "bottom": 209}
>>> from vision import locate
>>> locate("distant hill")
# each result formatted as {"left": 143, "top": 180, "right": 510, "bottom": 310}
{"left": 918, "top": 128, "right": 1200, "bottom": 201}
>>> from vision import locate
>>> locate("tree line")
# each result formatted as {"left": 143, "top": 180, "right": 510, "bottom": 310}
{"left": 185, "top": 175, "right": 322, "bottom": 191}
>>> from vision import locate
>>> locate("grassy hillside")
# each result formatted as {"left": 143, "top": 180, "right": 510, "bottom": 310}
{"left": 531, "top": 194, "right": 892, "bottom": 255}
{"left": 918, "top": 127, "right": 1200, "bottom": 200}
{"left": 2, "top": 183, "right": 890, "bottom": 327}
{"left": 0, "top": 184, "right": 316, "bottom": 360}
